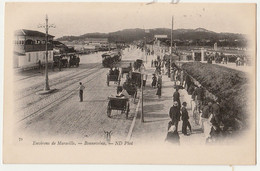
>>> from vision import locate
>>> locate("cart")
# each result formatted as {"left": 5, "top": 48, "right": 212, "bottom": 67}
{"left": 131, "top": 71, "right": 142, "bottom": 88}
{"left": 107, "top": 96, "right": 130, "bottom": 118}
{"left": 107, "top": 73, "right": 121, "bottom": 86}
{"left": 121, "top": 66, "right": 132, "bottom": 77}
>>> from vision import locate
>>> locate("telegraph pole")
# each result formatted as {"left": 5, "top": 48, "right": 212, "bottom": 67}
{"left": 38, "top": 14, "right": 55, "bottom": 93}
{"left": 170, "top": 16, "right": 174, "bottom": 72}
{"left": 171, "top": 16, "right": 173, "bottom": 55}
{"left": 44, "top": 14, "right": 50, "bottom": 91}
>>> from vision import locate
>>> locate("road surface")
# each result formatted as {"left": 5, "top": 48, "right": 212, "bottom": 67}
{"left": 15, "top": 48, "right": 142, "bottom": 143}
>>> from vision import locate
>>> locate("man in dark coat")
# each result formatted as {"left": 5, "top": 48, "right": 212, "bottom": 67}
{"left": 173, "top": 88, "right": 181, "bottom": 110}
{"left": 169, "top": 101, "right": 181, "bottom": 131}
{"left": 185, "top": 74, "right": 192, "bottom": 91}
{"left": 181, "top": 102, "right": 192, "bottom": 135}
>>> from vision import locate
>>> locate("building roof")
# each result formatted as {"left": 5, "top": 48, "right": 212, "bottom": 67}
{"left": 15, "top": 29, "right": 54, "bottom": 37}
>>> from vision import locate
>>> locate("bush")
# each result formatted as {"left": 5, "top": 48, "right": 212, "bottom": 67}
{"left": 182, "top": 62, "right": 249, "bottom": 128}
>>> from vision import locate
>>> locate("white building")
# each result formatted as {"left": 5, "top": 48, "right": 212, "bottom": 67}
{"left": 13, "top": 29, "right": 54, "bottom": 68}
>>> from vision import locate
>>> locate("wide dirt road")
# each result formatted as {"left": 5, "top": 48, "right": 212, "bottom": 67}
{"left": 15, "top": 48, "right": 141, "bottom": 143}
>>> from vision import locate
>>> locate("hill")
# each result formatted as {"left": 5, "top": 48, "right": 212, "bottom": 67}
{"left": 56, "top": 28, "right": 247, "bottom": 47}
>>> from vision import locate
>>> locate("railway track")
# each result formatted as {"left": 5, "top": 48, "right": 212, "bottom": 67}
{"left": 17, "top": 67, "right": 105, "bottom": 123}
{"left": 15, "top": 65, "right": 103, "bottom": 113}
{"left": 15, "top": 63, "right": 101, "bottom": 101}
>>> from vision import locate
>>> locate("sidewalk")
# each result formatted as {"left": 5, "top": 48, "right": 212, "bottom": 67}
{"left": 131, "top": 54, "right": 205, "bottom": 145}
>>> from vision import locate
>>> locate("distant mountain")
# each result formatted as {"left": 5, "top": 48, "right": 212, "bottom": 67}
{"left": 56, "top": 28, "right": 246, "bottom": 46}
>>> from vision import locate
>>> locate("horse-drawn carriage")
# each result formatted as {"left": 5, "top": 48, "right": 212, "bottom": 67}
{"left": 121, "top": 65, "right": 132, "bottom": 77}
{"left": 107, "top": 69, "right": 121, "bottom": 86}
{"left": 131, "top": 71, "right": 142, "bottom": 88}
{"left": 68, "top": 54, "right": 80, "bottom": 67}
{"left": 52, "top": 55, "right": 69, "bottom": 70}
{"left": 107, "top": 96, "right": 130, "bottom": 118}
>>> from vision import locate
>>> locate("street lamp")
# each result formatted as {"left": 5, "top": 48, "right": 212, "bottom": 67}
{"left": 38, "top": 14, "right": 55, "bottom": 92}
{"left": 140, "top": 64, "right": 145, "bottom": 123}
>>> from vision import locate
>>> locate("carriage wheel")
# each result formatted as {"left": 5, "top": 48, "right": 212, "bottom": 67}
{"left": 107, "top": 75, "right": 109, "bottom": 86}
{"left": 107, "top": 105, "right": 111, "bottom": 117}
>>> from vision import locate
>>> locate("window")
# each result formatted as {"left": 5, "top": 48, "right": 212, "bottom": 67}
{"left": 42, "top": 40, "right": 46, "bottom": 44}
{"left": 35, "top": 40, "right": 41, "bottom": 44}
{"left": 25, "top": 39, "right": 34, "bottom": 45}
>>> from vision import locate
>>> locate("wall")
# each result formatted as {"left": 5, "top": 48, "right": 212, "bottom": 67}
{"left": 18, "top": 50, "right": 53, "bottom": 68}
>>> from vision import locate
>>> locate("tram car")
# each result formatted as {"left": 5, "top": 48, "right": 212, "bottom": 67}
{"left": 102, "top": 50, "right": 122, "bottom": 67}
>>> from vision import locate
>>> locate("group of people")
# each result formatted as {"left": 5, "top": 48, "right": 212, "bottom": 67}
{"left": 151, "top": 59, "right": 163, "bottom": 99}
{"left": 164, "top": 64, "right": 225, "bottom": 144}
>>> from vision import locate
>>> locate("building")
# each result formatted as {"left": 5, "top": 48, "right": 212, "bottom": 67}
{"left": 84, "top": 38, "right": 108, "bottom": 45}
{"left": 13, "top": 29, "right": 54, "bottom": 68}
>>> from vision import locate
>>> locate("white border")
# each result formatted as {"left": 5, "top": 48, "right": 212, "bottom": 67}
{"left": 0, "top": 0, "right": 259, "bottom": 171}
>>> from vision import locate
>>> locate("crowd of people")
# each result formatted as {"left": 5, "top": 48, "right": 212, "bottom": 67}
{"left": 158, "top": 59, "right": 225, "bottom": 145}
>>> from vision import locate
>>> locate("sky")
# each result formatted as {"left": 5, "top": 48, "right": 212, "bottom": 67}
{"left": 5, "top": 3, "right": 256, "bottom": 38}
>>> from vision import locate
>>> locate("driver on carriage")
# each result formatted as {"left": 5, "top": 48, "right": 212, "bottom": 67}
{"left": 116, "top": 86, "right": 130, "bottom": 98}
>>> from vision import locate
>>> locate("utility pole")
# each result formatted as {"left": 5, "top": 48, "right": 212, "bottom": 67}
{"left": 140, "top": 64, "right": 145, "bottom": 123}
{"left": 171, "top": 16, "right": 173, "bottom": 55}
{"left": 38, "top": 14, "right": 55, "bottom": 92}
{"left": 170, "top": 16, "right": 174, "bottom": 73}
{"left": 44, "top": 15, "right": 50, "bottom": 91}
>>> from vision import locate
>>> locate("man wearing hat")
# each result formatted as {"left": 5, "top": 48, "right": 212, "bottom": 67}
{"left": 173, "top": 88, "right": 181, "bottom": 110}
{"left": 181, "top": 102, "right": 192, "bottom": 135}
{"left": 169, "top": 101, "right": 181, "bottom": 131}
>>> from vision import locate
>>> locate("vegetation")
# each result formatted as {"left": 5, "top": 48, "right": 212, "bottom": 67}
{"left": 182, "top": 62, "right": 249, "bottom": 129}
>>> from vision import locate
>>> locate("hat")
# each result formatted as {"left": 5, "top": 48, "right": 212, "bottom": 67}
{"left": 173, "top": 101, "right": 178, "bottom": 106}
{"left": 182, "top": 102, "right": 187, "bottom": 106}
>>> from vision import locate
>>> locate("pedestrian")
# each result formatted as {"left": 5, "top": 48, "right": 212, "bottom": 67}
{"left": 194, "top": 84, "right": 204, "bottom": 113}
{"left": 210, "top": 98, "right": 221, "bottom": 127}
{"left": 151, "top": 74, "right": 157, "bottom": 88}
{"left": 156, "top": 83, "right": 162, "bottom": 98}
{"left": 151, "top": 60, "right": 153, "bottom": 67}
{"left": 206, "top": 118, "right": 222, "bottom": 144}
{"left": 181, "top": 102, "right": 192, "bottom": 135}
{"left": 157, "top": 72, "right": 162, "bottom": 86}
{"left": 201, "top": 102, "right": 212, "bottom": 136}
{"left": 79, "top": 82, "right": 85, "bottom": 102}
{"left": 185, "top": 74, "right": 192, "bottom": 91}
{"left": 180, "top": 70, "right": 184, "bottom": 86}
{"left": 143, "top": 74, "right": 147, "bottom": 88}
{"left": 173, "top": 87, "right": 181, "bottom": 110}
{"left": 169, "top": 101, "right": 181, "bottom": 131}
